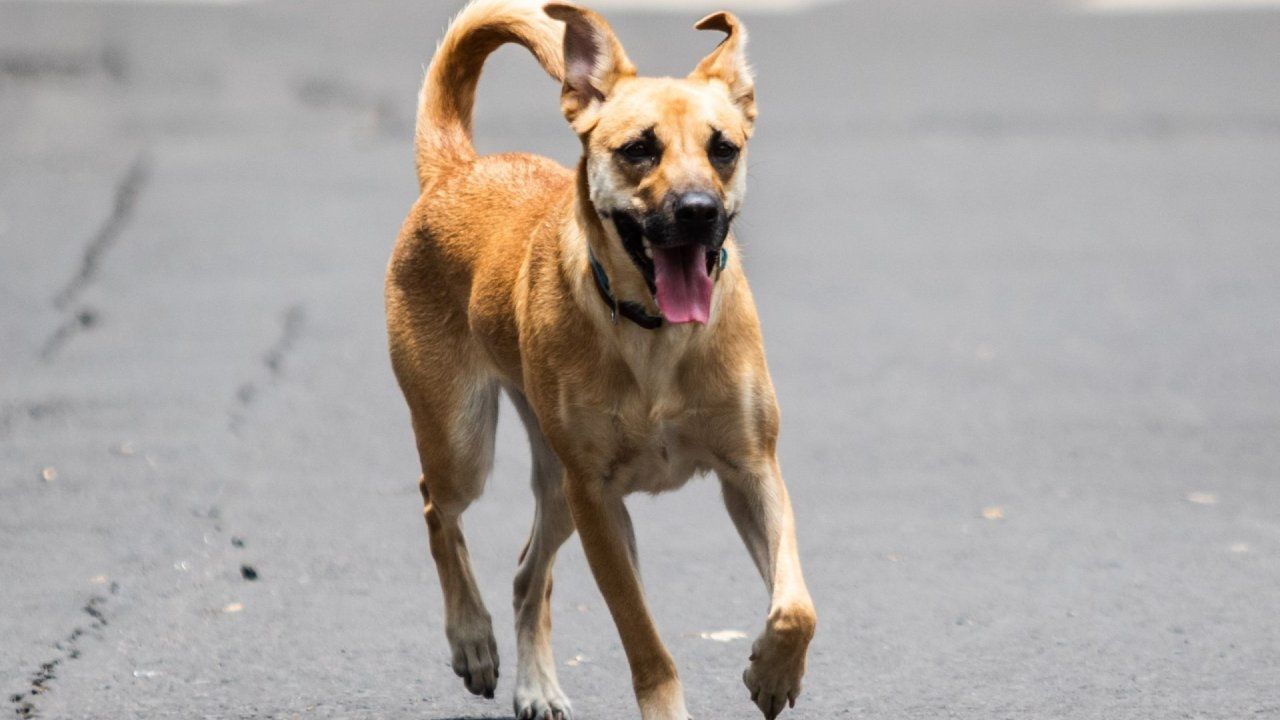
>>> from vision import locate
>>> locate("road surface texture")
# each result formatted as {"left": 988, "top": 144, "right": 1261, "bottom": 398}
{"left": 2, "top": 0, "right": 1278, "bottom": 718}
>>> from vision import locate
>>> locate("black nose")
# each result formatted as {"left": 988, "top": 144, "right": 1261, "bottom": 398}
{"left": 673, "top": 191, "right": 721, "bottom": 228}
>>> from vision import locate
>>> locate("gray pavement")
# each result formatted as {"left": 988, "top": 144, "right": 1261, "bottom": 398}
{"left": 2, "top": 1, "right": 1279, "bottom": 718}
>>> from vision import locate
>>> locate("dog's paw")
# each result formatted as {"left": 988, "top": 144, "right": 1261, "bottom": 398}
{"left": 446, "top": 621, "right": 499, "bottom": 698}
{"left": 513, "top": 678, "right": 573, "bottom": 720}
{"left": 742, "top": 608, "right": 815, "bottom": 719}
{"left": 742, "top": 659, "right": 799, "bottom": 720}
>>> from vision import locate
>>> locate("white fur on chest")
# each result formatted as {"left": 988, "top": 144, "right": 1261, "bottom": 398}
{"left": 607, "top": 320, "right": 723, "bottom": 494}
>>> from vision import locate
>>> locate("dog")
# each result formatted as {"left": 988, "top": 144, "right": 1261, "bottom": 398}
{"left": 385, "top": 2, "right": 816, "bottom": 718}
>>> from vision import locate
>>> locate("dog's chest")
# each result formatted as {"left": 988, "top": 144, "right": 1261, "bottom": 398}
{"left": 607, "top": 390, "right": 716, "bottom": 495}
{"left": 583, "top": 327, "right": 740, "bottom": 493}
{"left": 612, "top": 420, "right": 707, "bottom": 494}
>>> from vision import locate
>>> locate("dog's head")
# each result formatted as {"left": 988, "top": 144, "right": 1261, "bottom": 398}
{"left": 545, "top": 3, "right": 755, "bottom": 325}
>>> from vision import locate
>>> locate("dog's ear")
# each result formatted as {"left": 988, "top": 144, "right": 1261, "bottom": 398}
{"left": 689, "top": 11, "right": 756, "bottom": 125}
{"left": 544, "top": 2, "right": 636, "bottom": 132}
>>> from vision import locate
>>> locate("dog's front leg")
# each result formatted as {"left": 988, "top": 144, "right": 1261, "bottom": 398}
{"left": 721, "top": 458, "right": 817, "bottom": 720}
{"left": 564, "top": 476, "right": 689, "bottom": 720}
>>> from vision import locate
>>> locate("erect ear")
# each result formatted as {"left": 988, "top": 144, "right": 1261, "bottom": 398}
{"left": 544, "top": 2, "right": 636, "bottom": 132}
{"left": 689, "top": 11, "right": 756, "bottom": 125}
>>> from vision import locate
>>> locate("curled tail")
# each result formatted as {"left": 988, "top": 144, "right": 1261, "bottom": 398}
{"left": 416, "top": 0, "right": 566, "bottom": 189}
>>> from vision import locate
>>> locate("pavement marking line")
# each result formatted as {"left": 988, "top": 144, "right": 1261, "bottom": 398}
{"left": 1080, "top": 0, "right": 1280, "bottom": 12}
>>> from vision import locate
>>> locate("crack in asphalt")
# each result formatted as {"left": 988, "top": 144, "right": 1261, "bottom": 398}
{"left": 0, "top": 46, "right": 129, "bottom": 83}
{"left": 38, "top": 153, "right": 150, "bottom": 362}
{"left": 262, "top": 305, "right": 306, "bottom": 377}
{"left": 37, "top": 307, "right": 99, "bottom": 362}
{"left": 53, "top": 154, "right": 149, "bottom": 310}
{"left": 9, "top": 583, "right": 119, "bottom": 719}
{"left": 0, "top": 398, "right": 98, "bottom": 441}
{"left": 228, "top": 304, "right": 306, "bottom": 432}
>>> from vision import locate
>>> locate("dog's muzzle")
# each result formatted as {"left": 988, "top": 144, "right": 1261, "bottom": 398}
{"left": 609, "top": 192, "right": 731, "bottom": 325}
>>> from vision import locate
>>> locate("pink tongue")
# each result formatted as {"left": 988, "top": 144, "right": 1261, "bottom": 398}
{"left": 652, "top": 246, "right": 713, "bottom": 324}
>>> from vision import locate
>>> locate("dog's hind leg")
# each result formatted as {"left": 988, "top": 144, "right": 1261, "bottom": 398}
{"left": 408, "top": 375, "right": 501, "bottom": 699}
{"left": 508, "top": 390, "right": 576, "bottom": 720}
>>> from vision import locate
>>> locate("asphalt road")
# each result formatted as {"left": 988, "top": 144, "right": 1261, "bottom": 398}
{"left": 3, "top": 1, "right": 1279, "bottom": 718}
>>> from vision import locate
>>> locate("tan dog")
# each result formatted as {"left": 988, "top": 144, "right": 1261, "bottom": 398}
{"left": 385, "top": 2, "right": 816, "bottom": 718}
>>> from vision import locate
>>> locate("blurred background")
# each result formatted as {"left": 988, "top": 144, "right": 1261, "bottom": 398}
{"left": 2, "top": 0, "right": 1278, "bottom": 717}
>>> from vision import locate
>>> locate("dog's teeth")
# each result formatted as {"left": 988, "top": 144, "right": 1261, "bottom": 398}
{"left": 644, "top": 246, "right": 653, "bottom": 258}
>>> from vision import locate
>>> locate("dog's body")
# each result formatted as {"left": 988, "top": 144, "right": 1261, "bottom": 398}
{"left": 386, "top": 2, "right": 815, "bottom": 718}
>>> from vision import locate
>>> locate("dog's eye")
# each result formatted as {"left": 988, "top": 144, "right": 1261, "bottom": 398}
{"left": 619, "top": 140, "right": 658, "bottom": 162}
{"left": 710, "top": 139, "right": 739, "bottom": 163}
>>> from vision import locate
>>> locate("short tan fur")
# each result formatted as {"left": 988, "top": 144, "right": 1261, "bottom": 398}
{"left": 386, "top": 2, "right": 816, "bottom": 718}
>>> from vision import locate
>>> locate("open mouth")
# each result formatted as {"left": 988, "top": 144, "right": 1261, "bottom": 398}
{"left": 649, "top": 243, "right": 715, "bottom": 324}
{"left": 612, "top": 212, "right": 722, "bottom": 325}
